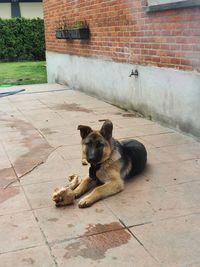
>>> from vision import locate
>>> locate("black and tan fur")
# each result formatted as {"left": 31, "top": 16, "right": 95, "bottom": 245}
{"left": 74, "top": 120, "right": 147, "bottom": 208}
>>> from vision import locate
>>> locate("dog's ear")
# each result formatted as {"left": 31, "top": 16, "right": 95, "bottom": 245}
{"left": 77, "top": 125, "right": 92, "bottom": 139}
{"left": 100, "top": 120, "right": 113, "bottom": 140}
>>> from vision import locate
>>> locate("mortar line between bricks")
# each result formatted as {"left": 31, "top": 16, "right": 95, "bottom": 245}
{"left": 20, "top": 184, "right": 59, "bottom": 267}
{"left": 119, "top": 219, "right": 162, "bottom": 266}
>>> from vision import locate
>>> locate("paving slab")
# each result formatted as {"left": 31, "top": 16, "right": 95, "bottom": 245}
{"left": 51, "top": 228, "right": 161, "bottom": 267}
{"left": 159, "top": 142, "right": 200, "bottom": 161}
{"left": 144, "top": 159, "right": 200, "bottom": 187}
{"left": 23, "top": 179, "right": 68, "bottom": 209}
{"left": 20, "top": 151, "right": 71, "bottom": 185}
{"left": 0, "top": 185, "right": 30, "bottom": 215}
{"left": 131, "top": 213, "right": 200, "bottom": 266}
{"left": 114, "top": 123, "right": 173, "bottom": 139}
{"left": 0, "top": 246, "right": 56, "bottom": 267}
{"left": 0, "top": 159, "right": 19, "bottom": 188}
{"left": 0, "top": 83, "right": 199, "bottom": 266}
{"left": 0, "top": 210, "right": 44, "bottom": 253}
{"left": 141, "top": 131, "right": 196, "bottom": 148}
{"left": 104, "top": 180, "right": 200, "bottom": 226}
{"left": 34, "top": 203, "right": 123, "bottom": 244}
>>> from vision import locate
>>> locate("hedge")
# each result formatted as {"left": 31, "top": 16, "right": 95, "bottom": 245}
{"left": 0, "top": 18, "right": 45, "bottom": 62}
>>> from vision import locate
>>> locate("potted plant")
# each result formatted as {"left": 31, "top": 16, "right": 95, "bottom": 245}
{"left": 55, "top": 21, "right": 69, "bottom": 39}
{"left": 56, "top": 20, "right": 90, "bottom": 40}
{"left": 68, "top": 21, "right": 90, "bottom": 39}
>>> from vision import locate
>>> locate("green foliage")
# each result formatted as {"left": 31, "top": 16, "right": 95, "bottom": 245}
{"left": 72, "top": 20, "right": 88, "bottom": 29}
{"left": 0, "top": 61, "right": 47, "bottom": 85}
{"left": 0, "top": 18, "right": 45, "bottom": 62}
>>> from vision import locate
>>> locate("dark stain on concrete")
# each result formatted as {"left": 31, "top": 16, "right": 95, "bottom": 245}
{"left": 48, "top": 217, "right": 59, "bottom": 222}
{"left": 11, "top": 224, "right": 18, "bottom": 227}
{"left": 1, "top": 117, "right": 53, "bottom": 178}
{"left": 114, "top": 111, "right": 143, "bottom": 118}
{"left": 52, "top": 103, "right": 92, "bottom": 113}
{"left": 21, "top": 236, "right": 29, "bottom": 240}
{"left": 122, "top": 113, "right": 140, "bottom": 118}
{"left": 84, "top": 222, "right": 123, "bottom": 236}
{"left": 63, "top": 223, "right": 130, "bottom": 260}
{"left": 0, "top": 167, "right": 17, "bottom": 187}
{"left": 0, "top": 186, "right": 20, "bottom": 204}
{"left": 95, "top": 208, "right": 104, "bottom": 213}
{"left": 68, "top": 223, "right": 74, "bottom": 228}
{"left": 22, "top": 258, "right": 35, "bottom": 265}
{"left": 14, "top": 143, "right": 52, "bottom": 177}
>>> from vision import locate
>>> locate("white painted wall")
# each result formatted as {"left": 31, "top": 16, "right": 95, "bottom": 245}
{"left": 46, "top": 51, "right": 200, "bottom": 139}
{"left": 20, "top": 3, "right": 43, "bottom": 19}
{"left": 0, "top": 3, "right": 43, "bottom": 19}
{"left": 0, "top": 4, "right": 10, "bottom": 19}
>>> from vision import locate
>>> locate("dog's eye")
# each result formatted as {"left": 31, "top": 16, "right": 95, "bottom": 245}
{"left": 85, "top": 141, "right": 92, "bottom": 146}
{"left": 96, "top": 142, "right": 104, "bottom": 148}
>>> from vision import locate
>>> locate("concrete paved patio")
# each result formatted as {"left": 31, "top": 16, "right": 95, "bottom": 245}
{"left": 0, "top": 84, "right": 200, "bottom": 267}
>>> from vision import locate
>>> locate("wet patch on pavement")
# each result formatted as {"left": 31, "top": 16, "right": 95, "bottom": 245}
{"left": 0, "top": 167, "right": 17, "bottom": 187}
{"left": 0, "top": 117, "right": 53, "bottom": 178}
{"left": 52, "top": 103, "right": 92, "bottom": 113}
{"left": 63, "top": 224, "right": 131, "bottom": 260}
{"left": 84, "top": 222, "right": 123, "bottom": 236}
{"left": 0, "top": 186, "right": 19, "bottom": 204}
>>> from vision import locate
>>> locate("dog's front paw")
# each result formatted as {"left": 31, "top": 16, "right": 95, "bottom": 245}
{"left": 78, "top": 196, "right": 93, "bottom": 208}
{"left": 52, "top": 188, "right": 65, "bottom": 202}
{"left": 73, "top": 189, "right": 83, "bottom": 199}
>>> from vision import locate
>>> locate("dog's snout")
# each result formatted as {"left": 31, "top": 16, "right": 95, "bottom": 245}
{"left": 88, "top": 155, "right": 95, "bottom": 163}
{"left": 87, "top": 149, "right": 96, "bottom": 163}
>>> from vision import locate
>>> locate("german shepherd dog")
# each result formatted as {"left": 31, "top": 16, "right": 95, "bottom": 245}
{"left": 74, "top": 120, "right": 147, "bottom": 208}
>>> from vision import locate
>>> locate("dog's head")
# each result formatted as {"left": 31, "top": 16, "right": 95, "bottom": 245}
{"left": 78, "top": 120, "right": 113, "bottom": 165}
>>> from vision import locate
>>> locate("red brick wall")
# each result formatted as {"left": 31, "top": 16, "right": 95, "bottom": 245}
{"left": 43, "top": 0, "right": 200, "bottom": 72}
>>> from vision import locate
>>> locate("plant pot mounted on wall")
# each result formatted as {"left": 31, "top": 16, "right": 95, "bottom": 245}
{"left": 68, "top": 28, "right": 89, "bottom": 39}
{"left": 56, "top": 29, "right": 69, "bottom": 39}
{"left": 55, "top": 20, "right": 90, "bottom": 40}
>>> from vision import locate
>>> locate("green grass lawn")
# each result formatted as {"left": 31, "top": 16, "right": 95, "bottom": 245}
{"left": 0, "top": 61, "right": 47, "bottom": 86}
